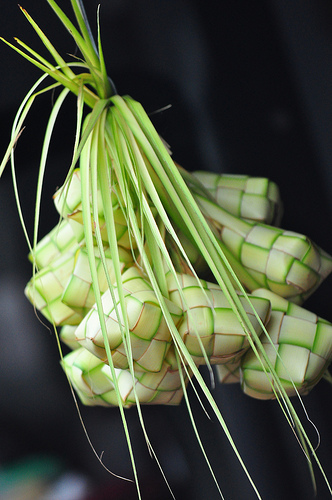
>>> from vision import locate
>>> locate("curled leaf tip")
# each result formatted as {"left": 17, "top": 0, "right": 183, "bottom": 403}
{"left": 19, "top": 6, "right": 31, "bottom": 19}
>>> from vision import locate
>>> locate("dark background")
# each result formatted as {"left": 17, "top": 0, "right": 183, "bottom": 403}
{"left": 0, "top": 1, "right": 332, "bottom": 499}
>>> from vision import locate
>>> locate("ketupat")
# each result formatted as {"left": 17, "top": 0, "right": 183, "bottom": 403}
{"left": 28, "top": 218, "right": 83, "bottom": 269}
{"left": 75, "top": 266, "right": 183, "bottom": 373}
{"left": 168, "top": 165, "right": 284, "bottom": 278}
{"left": 173, "top": 166, "right": 332, "bottom": 301}
{"left": 240, "top": 289, "right": 332, "bottom": 399}
{"left": 62, "top": 345, "right": 192, "bottom": 408}
{"left": 191, "top": 170, "right": 283, "bottom": 225}
{"left": 193, "top": 191, "right": 332, "bottom": 303}
{"left": 25, "top": 245, "right": 82, "bottom": 326}
{"left": 54, "top": 167, "right": 143, "bottom": 249}
{"left": 25, "top": 238, "right": 134, "bottom": 325}
{"left": 1, "top": 1, "right": 332, "bottom": 499}
{"left": 216, "top": 288, "right": 332, "bottom": 399}
{"left": 167, "top": 271, "right": 271, "bottom": 365}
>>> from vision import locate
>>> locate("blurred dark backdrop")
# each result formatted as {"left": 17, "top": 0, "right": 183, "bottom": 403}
{"left": 0, "top": 1, "right": 331, "bottom": 499}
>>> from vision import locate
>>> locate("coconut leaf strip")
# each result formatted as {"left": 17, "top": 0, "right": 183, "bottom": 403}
{"left": 176, "top": 350, "right": 225, "bottom": 499}
{"left": 127, "top": 207, "right": 263, "bottom": 498}
{"left": 80, "top": 117, "right": 141, "bottom": 497}
{"left": 47, "top": 0, "right": 98, "bottom": 70}
{"left": 114, "top": 94, "right": 332, "bottom": 492}
{"left": 32, "top": 88, "right": 71, "bottom": 266}
{"left": 96, "top": 6, "right": 113, "bottom": 99}
{"left": 101, "top": 117, "right": 178, "bottom": 498}
{"left": 109, "top": 117, "right": 262, "bottom": 494}
{"left": 112, "top": 113, "right": 215, "bottom": 375}
{"left": 19, "top": 6, "right": 75, "bottom": 80}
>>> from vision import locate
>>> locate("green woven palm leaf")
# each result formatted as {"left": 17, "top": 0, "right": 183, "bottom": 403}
{"left": 25, "top": 246, "right": 82, "bottom": 326}
{"left": 215, "top": 357, "right": 242, "bottom": 384}
{"left": 75, "top": 266, "right": 183, "bottom": 372}
{"left": 191, "top": 170, "right": 283, "bottom": 225}
{"left": 171, "top": 167, "right": 283, "bottom": 278}
{"left": 62, "top": 344, "right": 191, "bottom": 407}
{"left": 28, "top": 218, "right": 84, "bottom": 269}
{"left": 61, "top": 243, "right": 133, "bottom": 317}
{"left": 240, "top": 288, "right": 332, "bottom": 399}
{"left": 2, "top": 1, "right": 332, "bottom": 497}
{"left": 54, "top": 166, "right": 145, "bottom": 250}
{"left": 167, "top": 272, "right": 271, "bottom": 365}
{"left": 60, "top": 324, "right": 80, "bottom": 351}
{"left": 194, "top": 193, "right": 332, "bottom": 302}
{"left": 25, "top": 237, "right": 133, "bottom": 325}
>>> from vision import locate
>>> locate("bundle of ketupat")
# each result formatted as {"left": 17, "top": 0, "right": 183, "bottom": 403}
{"left": 25, "top": 163, "right": 332, "bottom": 405}
{"left": 1, "top": 0, "right": 329, "bottom": 409}
{"left": 2, "top": 1, "right": 332, "bottom": 497}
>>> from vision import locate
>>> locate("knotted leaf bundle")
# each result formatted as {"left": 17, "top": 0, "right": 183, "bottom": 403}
{"left": 2, "top": 1, "right": 332, "bottom": 498}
